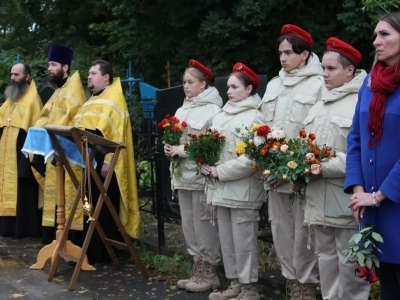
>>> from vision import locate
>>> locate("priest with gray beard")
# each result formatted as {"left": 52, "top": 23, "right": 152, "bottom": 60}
{"left": 4, "top": 65, "right": 31, "bottom": 101}
{"left": 0, "top": 63, "right": 43, "bottom": 238}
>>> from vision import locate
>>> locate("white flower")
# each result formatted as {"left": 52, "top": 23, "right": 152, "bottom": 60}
{"left": 267, "top": 127, "right": 286, "bottom": 140}
{"left": 254, "top": 135, "right": 265, "bottom": 147}
{"left": 280, "top": 144, "right": 289, "bottom": 153}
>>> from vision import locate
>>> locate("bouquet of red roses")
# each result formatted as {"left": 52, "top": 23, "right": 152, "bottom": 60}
{"left": 343, "top": 223, "right": 383, "bottom": 284}
{"left": 185, "top": 129, "right": 225, "bottom": 184}
{"left": 158, "top": 114, "right": 187, "bottom": 178}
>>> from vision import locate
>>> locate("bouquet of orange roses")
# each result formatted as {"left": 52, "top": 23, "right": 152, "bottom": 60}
{"left": 158, "top": 114, "right": 188, "bottom": 178}
{"left": 343, "top": 223, "right": 383, "bottom": 284}
{"left": 185, "top": 129, "right": 225, "bottom": 184}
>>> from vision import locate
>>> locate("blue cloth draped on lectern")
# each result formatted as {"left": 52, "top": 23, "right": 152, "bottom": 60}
{"left": 21, "top": 127, "right": 96, "bottom": 168}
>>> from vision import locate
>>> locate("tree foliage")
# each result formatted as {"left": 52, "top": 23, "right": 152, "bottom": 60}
{"left": 0, "top": 0, "right": 391, "bottom": 93}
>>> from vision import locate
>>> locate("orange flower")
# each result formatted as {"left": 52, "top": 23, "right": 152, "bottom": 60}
{"left": 273, "top": 141, "right": 281, "bottom": 147}
{"left": 308, "top": 133, "right": 316, "bottom": 141}
{"left": 260, "top": 145, "right": 269, "bottom": 156}
{"left": 324, "top": 147, "right": 331, "bottom": 157}
{"left": 213, "top": 132, "right": 220, "bottom": 138}
{"left": 252, "top": 165, "right": 260, "bottom": 171}
{"left": 314, "top": 147, "right": 321, "bottom": 156}
{"left": 300, "top": 129, "right": 307, "bottom": 138}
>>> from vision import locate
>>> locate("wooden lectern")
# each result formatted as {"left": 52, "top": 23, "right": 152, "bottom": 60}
{"left": 42, "top": 125, "right": 148, "bottom": 290}
{"left": 30, "top": 130, "right": 94, "bottom": 271}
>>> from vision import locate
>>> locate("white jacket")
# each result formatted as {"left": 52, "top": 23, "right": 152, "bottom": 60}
{"left": 207, "top": 94, "right": 266, "bottom": 210}
{"left": 257, "top": 53, "right": 324, "bottom": 193}
{"left": 304, "top": 69, "right": 367, "bottom": 228}
{"left": 172, "top": 86, "right": 223, "bottom": 190}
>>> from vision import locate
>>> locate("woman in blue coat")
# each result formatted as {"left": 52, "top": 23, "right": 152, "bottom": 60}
{"left": 346, "top": 12, "right": 400, "bottom": 299}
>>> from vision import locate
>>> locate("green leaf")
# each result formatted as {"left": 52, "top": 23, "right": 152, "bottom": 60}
{"left": 353, "top": 233, "right": 363, "bottom": 244}
{"left": 359, "top": 226, "right": 372, "bottom": 233}
{"left": 356, "top": 252, "right": 365, "bottom": 265}
{"left": 342, "top": 251, "right": 353, "bottom": 264}
{"left": 366, "top": 257, "right": 373, "bottom": 269}
{"left": 371, "top": 232, "right": 383, "bottom": 243}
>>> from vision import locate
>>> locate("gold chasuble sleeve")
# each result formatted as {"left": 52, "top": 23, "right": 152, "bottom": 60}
{"left": 0, "top": 80, "right": 42, "bottom": 216}
{"left": 32, "top": 71, "right": 87, "bottom": 230}
{"left": 73, "top": 78, "right": 140, "bottom": 238}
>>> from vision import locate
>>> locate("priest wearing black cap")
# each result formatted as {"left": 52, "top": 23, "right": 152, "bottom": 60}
{"left": 31, "top": 44, "right": 87, "bottom": 245}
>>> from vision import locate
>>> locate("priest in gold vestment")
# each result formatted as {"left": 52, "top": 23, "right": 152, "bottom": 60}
{"left": 0, "top": 63, "right": 43, "bottom": 237}
{"left": 30, "top": 45, "right": 87, "bottom": 244}
{"left": 70, "top": 59, "right": 140, "bottom": 264}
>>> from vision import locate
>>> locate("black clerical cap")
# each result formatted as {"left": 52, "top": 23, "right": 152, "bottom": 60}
{"left": 48, "top": 44, "right": 74, "bottom": 66}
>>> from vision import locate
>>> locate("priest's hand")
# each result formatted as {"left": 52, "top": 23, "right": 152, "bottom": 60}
{"left": 101, "top": 162, "right": 110, "bottom": 178}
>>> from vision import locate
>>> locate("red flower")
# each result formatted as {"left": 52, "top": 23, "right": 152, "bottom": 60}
{"left": 181, "top": 121, "right": 188, "bottom": 128}
{"left": 157, "top": 119, "right": 166, "bottom": 128}
{"left": 356, "top": 266, "right": 370, "bottom": 279}
{"left": 314, "top": 147, "right": 321, "bottom": 157}
{"left": 299, "top": 129, "right": 307, "bottom": 138}
{"left": 213, "top": 132, "right": 220, "bottom": 138}
{"left": 308, "top": 133, "right": 316, "bottom": 141}
{"left": 256, "top": 125, "right": 271, "bottom": 137}
{"left": 198, "top": 134, "right": 204, "bottom": 138}
{"left": 196, "top": 157, "right": 204, "bottom": 164}
{"left": 368, "top": 271, "right": 379, "bottom": 283}
{"left": 169, "top": 116, "right": 178, "bottom": 123}
{"left": 171, "top": 124, "right": 179, "bottom": 131}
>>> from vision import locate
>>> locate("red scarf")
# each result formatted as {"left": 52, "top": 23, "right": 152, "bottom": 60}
{"left": 368, "top": 61, "right": 400, "bottom": 148}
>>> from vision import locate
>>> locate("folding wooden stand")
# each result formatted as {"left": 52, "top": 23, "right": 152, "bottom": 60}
{"left": 43, "top": 125, "right": 148, "bottom": 290}
{"left": 30, "top": 133, "right": 94, "bottom": 271}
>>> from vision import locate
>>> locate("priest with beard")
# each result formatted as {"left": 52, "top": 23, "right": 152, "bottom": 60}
{"left": 0, "top": 63, "right": 43, "bottom": 237}
{"left": 70, "top": 60, "right": 140, "bottom": 264}
{"left": 31, "top": 44, "right": 87, "bottom": 245}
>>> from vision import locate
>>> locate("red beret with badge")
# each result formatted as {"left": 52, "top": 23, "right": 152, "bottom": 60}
{"left": 326, "top": 37, "right": 362, "bottom": 66}
{"left": 281, "top": 24, "right": 313, "bottom": 47}
{"left": 188, "top": 59, "right": 213, "bottom": 82}
{"left": 232, "top": 62, "right": 259, "bottom": 88}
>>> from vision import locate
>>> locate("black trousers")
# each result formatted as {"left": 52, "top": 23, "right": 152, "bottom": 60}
{"left": 380, "top": 262, "right": 400, "bottom": 300}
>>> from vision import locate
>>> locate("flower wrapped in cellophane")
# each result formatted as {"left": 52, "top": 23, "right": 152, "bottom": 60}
{"left": 185, "top": 129, "right": 225, "bottom": 184}
{"left": 158, "top": 114, "right": 188, "bottom": 178}
{"left": 343, "top": 223, "right": 383, "bottom": 284}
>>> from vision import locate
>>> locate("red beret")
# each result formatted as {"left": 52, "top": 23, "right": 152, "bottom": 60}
{"left": 188, "top": 59, "right": 213, "bottom": 82}
{"left": 326, "top": 37, "right": 361, "bottom": 66}
{"left": 281, "top": 24, "right": 313, "bottom": 47}
{"left": 232, "top": 62, "right": 259, "bottom": 88}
